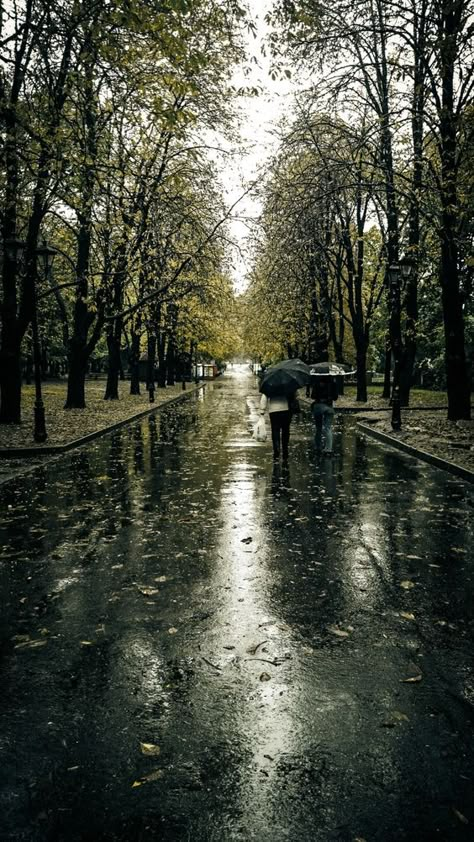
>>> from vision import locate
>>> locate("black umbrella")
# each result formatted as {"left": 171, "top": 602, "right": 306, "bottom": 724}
{"left": 309, "top": 362, "right": 353, "bottom": 376}
{"left": 259, "top": 358, "right": 311, "bottom": 396}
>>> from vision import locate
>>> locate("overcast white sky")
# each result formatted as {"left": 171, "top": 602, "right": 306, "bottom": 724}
{"left": 220, "top": 0, "right": 296, "bottom": 293}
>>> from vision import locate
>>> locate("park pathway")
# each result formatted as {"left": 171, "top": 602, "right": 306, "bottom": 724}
{"left": 0, "top": 367, "right": 473, "bottom": 841}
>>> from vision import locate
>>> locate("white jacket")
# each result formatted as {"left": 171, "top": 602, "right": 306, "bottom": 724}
{"left": 260, "top": 394, "right": 289, "bottom": 414}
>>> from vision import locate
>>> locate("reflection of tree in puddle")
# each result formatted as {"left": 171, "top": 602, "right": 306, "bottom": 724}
{"left": 147, "top": 415, "right": 158, "bottom": 460}
{"left": 132, "top": 423, "right": 145, "bottom": 473}
{"left": 159, "top": 407, "right": 183, "bottom": 445}
{"left": 71, "top": 451, "right": 93, "bottom": 499}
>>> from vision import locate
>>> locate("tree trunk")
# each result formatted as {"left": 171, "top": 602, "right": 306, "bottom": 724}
{"left": 329, "top": 309, "right": 344, "bottom": 363}
{"left": 355, "top": 339, "right": 368, "bottom": 402}
{"left": 332, "top": 339, "right": 344, "bottom": 365}
{"left": 441, "top": 244, "right": 470, "bottom": 420}
{"left": 314, "top": 325, "right": 329, "bottom": 362}
{"left": 64, "top": 34, "right": 98, "bottom": 410}
{"left": 157, "top": 331, "right": 167, "bottom": 387}
{"left": 382, "top": 334, "right": 391, "bottom": 398}
{"left": 65, "top": 295, "right": 96, "bottom": 408}
{"left": 64, "top": 318, "right": 102, "bottom": 408}
{"left": 400, "top": 6, "right": 426, "bottom": 406}
{"left": 65, "top": 349, "right": 87, "bottom": 409}
{"left": 104, "top": 325, "right": 121, "bottom": 400}
{"left": 129, "top": 330, "right": 140, "bottom": 395}
{"left": 166, "top": 305, "right": 178, "bottom": 386}
{"left": 0, "top": 10, "right": 73, "bottom": 423}
{"left": 399, "top": 259, "right": 418, "bottom": 406}
{"left": 0, "top": 106, "right": 21, "bottom": 423}
{"left": 0, "top": 227, "right": 21, "bottom": 424}
{"left": 437, "top": 1, "right": 471, "bottom": 420}
{"left": 25, "top": 352, "right": 33, "bottom": 386}
{"left": 0, "top": 347, "right": 22, "bottom": 423}
{"left": 400, "top": 269, "right": 418, "bottom": 405}
{"left": 167, "top": 341, "right": 176, "bottom": 386}
{"left": 146, "top": 332, "right": 156, "bottom": 402}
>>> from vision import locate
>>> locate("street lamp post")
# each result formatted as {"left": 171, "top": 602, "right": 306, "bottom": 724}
{"left": 4, "top": 237, "right": 57, "bottom": 442}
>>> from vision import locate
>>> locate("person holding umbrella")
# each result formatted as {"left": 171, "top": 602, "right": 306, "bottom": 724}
{"left": 259, "top": 359, "right": 311, "bottom": 460}
{"left": 309, "top": 362, "right": 344, "bottom": 454}
{"left": 259, "top": 391, "right": 295, "bottom": 460}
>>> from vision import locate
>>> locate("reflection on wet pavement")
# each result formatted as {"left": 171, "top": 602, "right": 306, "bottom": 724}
{"left": 0, "top": 369, "right": 473, "bottom": 841}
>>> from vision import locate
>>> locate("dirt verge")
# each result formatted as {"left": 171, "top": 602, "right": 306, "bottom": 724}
{"left": 356, "top": 409, "right": 474, "bottom": 475}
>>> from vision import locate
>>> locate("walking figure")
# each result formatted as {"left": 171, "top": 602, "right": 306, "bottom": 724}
{"left": 311, "top": 375, "right": 338, "bottom": 454}
{"left": 260, "top": 392, "right": 296, "bottom": 460}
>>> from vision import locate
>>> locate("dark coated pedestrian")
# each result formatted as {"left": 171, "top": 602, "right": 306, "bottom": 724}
{"left": 310, "top": 375, "right": 339, "bottom": 454}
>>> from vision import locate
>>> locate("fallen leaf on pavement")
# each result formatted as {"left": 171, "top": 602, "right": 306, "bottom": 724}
{"left": 399, "top": 612, "right": 415, "bottom": 621}
{"left": 14, "top": 639, "right": 47, "bottom": 650}
{"left": 392, "top": 710, "right": 410, "bottom": 721}
{"left": 400, "top": 580, "right": 415, "bottom": 590}
{"left": 382, "top": 710, "right": 410, "bottom": 725}
{"left": 259, "top": 672, "right": 271, "bottom": 681}
{"left": 140, "top": 742, "right": 160, "bottom": 756}
{"left": 168, "top": 627, "right": 178, "bottom": 634}
{"left": 401, "top": 674, "right": 423, "bottom": 683}
{"left": 132, "top": 768, "right": 165, "bottom": 788}
{"left": 328, "top": 626, "right": 350, "bottom": 638}
{"left": 452, "top": 808, "right": 469, "bottom": 824}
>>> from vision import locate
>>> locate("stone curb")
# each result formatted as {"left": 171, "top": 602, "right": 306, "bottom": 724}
{"left": 0, "top": 384, "right": 205, "bottom": 459}
{"left": 357, "top": 422, "right": 474, "bottom": 484}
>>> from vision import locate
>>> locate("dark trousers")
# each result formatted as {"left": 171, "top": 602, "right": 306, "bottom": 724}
{"left": 270, "top": 410, "right": 291, "bottom": 458}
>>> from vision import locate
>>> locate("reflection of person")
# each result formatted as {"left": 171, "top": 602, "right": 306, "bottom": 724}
{"left": 271, "top": 459, "right": 291, "bottom": 494}
{"left": 260, "top": 392, "right": 295, "bottom": 460}
{"left": 311, "top": 376, "right": 338, "bottom": 454}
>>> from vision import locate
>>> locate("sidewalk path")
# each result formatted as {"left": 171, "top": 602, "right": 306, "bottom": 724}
{"left": 0, "top": 368, "right": 472, "bottom": 841}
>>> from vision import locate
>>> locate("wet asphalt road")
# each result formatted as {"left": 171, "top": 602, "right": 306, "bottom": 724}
{"left": 0, "top": 368, "right": 473, "bottom": 842}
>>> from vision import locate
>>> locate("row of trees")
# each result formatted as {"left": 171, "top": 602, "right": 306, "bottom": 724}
{"left": 243, "top": 0, "right": 473, "bottom": 418}
{"left": 0, "top": 0, "right": 248, "bottom": 423}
